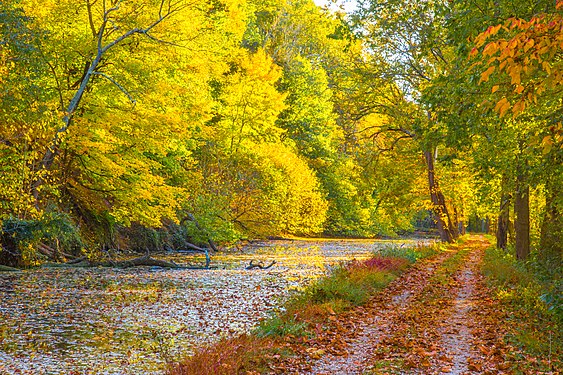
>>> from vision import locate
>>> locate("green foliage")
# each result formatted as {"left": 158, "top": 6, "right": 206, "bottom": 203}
{"left": 483, "top": 246, "right": 562, "bottom": 359}
{"left": 0, "top": 210, "right": 83, "bottom": 266}
{"left": 308, "top": 268, "right": 370, "bottom": 306}
{"left": 378, "top": 243, "right": 440, "bottom": 263}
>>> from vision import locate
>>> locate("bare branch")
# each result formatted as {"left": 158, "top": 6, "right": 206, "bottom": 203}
{"left": 92, "top": 72, "right": 136, "bottom": 106}
{"left": 0, "top": 139, "right": 14, "bottom": 147}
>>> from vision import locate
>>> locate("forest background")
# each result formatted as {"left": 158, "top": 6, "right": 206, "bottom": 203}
{"left": 0, "top": 0, "right": 561, "bottom": 271}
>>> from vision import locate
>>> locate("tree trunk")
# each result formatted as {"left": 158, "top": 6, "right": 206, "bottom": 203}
{"left": 514, "top": 173, "right": 530, "bottom": 260}
{"left": 424, "top": 150, "right": 457, "bottom": 243}
{"left": 496, "top": 178, "right": 511, "bottom": 250}
{"left": 540, "top": 178, "right": 562, "bottom": 266}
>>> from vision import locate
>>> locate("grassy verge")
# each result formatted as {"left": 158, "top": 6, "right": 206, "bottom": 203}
{"left": 482, "top": 245, "right": 562, "bottom": 373}
{"left": 168, "top": 243, "right": 439, "bottom": 375}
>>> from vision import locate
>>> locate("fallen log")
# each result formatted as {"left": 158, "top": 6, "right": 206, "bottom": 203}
{"left": 102, "top": 255, "right": 179, "bottom": 268}
{"left": 246, "top": 260, "right": 276, "bottom": 270}
{"left": 0, "top": 265, "right": 21, "bottom": 272}
{"left": 65, "top": 256, "right": 88, "bottom": 265}
{"left": 37, "top": 242, "right": 77, "bottom": 261}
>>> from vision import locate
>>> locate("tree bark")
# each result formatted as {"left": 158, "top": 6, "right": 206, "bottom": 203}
{"left": 423, "top": 150, "right": 457, "bottom": 243}
{"left": 514, "top": 173, "right": 530, "bottom": 260}
{"left": 496, "top": 177, "right": 511, "bottom": 250}
{"left": 540, "top": 177, "right": 562, "bottom": 266}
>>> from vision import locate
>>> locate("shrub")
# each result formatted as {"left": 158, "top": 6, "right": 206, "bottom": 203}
{"left": 353, "top": 256, "right": 410, "bottom": 272}
{"left": 0, "top": 210, "right": 83, "bottom": 266}
{"left": 309, "top": 272, "right": 368, "bottom": 305}
{"left": 378, "top": 242, "right": 439, "bottom": 263}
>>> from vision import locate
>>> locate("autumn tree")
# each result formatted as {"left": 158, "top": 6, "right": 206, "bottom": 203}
{"left": 351, "top": 0, "right": 466, "bottom": 242}
{"left": 468, "top": 1, "right": 563, "bottom": 264}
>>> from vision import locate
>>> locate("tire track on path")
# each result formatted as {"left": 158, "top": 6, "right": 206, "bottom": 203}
{"left": 303, "top": 242, "right": 462, "bottom": 374}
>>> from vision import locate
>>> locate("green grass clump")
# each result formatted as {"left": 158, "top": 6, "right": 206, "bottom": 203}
{"left": 255, "top": 316, "right": 309, "bottom": 338}
{"left": 378, "top": 242, "right": 439, "bottom": 263}
{"left": 309, "top": 269, "right": 369, "bottom": 305}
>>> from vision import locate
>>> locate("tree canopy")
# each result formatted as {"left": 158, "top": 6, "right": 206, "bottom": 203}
{"left": 0, "top": 0, "right": 560, "bottom": 269}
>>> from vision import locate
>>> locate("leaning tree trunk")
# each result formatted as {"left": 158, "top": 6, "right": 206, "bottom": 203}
{"left": 30, "top": 1, "right": 180, "bottom": 206}
{"left": 514, "top": 172, "right": 530, "bottom": 260}
{"left": 424, "top": 150, "right": 457, "bottom": 243}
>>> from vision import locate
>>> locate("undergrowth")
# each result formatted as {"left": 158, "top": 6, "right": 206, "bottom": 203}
{"left": 167, "top": 335, "right": 273, "bottom": 375}
{"left": 170, "top": 242, "right": 439, "bottom": 374}
{"left": 482, "top": 246, "right": 562, "bottom": 372}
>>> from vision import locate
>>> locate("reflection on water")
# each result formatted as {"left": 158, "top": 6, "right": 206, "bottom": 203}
{"left": 0, "top": 238, "right": 425, "bottom": 374}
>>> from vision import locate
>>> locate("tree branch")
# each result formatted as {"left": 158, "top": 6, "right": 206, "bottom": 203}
{"left": 92, "top": 72, "right": 136, "bottom": 106}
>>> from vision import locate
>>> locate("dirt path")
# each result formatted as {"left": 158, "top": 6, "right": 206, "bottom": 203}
{"left": 281, "top": 236, "right": 511, "bottom": 375}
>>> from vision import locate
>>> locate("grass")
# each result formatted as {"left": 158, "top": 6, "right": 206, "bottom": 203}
{"left": 169, "top": 243, "right": 440, "bottom": 374}
{"left": 482, "top": 245, "right": 562, "bottom": 372}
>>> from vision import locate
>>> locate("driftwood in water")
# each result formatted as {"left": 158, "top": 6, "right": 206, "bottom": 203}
{"left": 103, "top": 255, "right": 180, "bottom": 268}
{"left": 246, "top": 259, "right": 276, "bottom": 270}
{"left": 101, "top": 253, "right": 216, "bottom": 269}
{"left": 65, "top": 256, "right": 88, "bottom": 265}
{"left": 43, "top": 247, "right": 213, "bottom": 269}
{"left": 177, "top": 243, "right": 211, "bottom": 268}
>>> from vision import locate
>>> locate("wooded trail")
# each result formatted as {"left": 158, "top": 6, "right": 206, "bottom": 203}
{"left": 280, "top": 236, "right": 512, "bottom": 374}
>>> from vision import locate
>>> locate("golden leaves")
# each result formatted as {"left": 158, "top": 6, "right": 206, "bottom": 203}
{"left": 494, "top": 98, "right": 511, "bottom": 117}
{"left": 479, "top": 66, "right": 496, "bottom": 83}
{"left": 512, "top": 99, "right": 526, "bottom": 116}
{"left": 482, "top": 42, "right": 498, "bottom": 57}
{"left": 508, "top": 65, "right": 521, "bottom": 85}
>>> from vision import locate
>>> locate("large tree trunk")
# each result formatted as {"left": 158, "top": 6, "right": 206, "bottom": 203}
{"left": 514, "top": 173, "right": 530, "bottom": 260}
{"left": 496, "top": 176, "right": 511, "bottom": 250}
{"left": 423, "top": 150, "right": 457, "bottom": 243}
